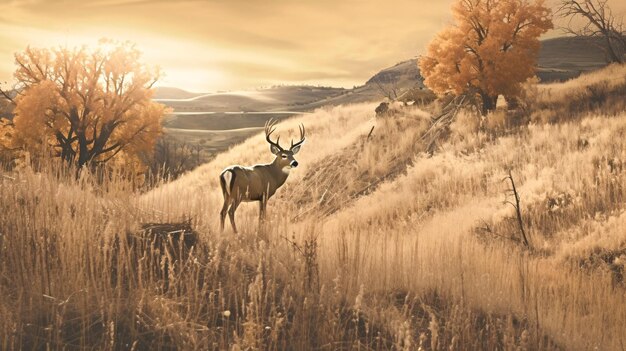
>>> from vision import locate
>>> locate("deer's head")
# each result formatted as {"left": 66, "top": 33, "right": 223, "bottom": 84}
{"left": 265, "top": 119, "right": 305, "bottom": 173}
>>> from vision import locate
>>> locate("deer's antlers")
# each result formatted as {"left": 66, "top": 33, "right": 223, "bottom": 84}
{"left": 290, "top": 124, "right": 305, "bottom": 150}
{"left": 265, "top": 119, "right": 284, "bottom": 152}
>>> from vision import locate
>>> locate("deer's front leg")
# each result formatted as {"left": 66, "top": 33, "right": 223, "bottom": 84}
{"left": 259, "top": 196, "right": 268, "bottom": 222}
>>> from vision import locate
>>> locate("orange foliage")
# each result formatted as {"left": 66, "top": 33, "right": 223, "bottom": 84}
{"left": 9, "top": 40, "right": 166, "bottom": 168}
{"left": 419, "top": 0, "right": 553, "bottom": 113}
{"left": 0, "top": 118, "right": 16, "bottom": 156}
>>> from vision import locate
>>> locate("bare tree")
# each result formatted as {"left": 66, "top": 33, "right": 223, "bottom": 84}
{"left": 372, "top": 76, "right": 404, "bottom": 102}
{"left": 146, "top": 138, "right": 203, "bottom": 180}
{"left": 559, "top": 0, "right": 626, "bottom": 64}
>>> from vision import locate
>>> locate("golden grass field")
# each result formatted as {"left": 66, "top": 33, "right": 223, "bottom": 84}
{"left": 1, "top": 65, "right": 626, "bottom": 350}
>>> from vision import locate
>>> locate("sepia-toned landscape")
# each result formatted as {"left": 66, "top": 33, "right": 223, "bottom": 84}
{"left": 1, "top": 0, "right": 626, "bottom": 350}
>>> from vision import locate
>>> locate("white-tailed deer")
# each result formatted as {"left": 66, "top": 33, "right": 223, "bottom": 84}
{"left": 219, "top": 119, "right": 305, "bottom": 233}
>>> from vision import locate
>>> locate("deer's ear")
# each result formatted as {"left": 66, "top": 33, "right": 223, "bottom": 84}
{"left": 270, "top": 144, "right": 282, "bottom": 155}
{"left": 291, "top": 144, "right": 303, "bottom": 155}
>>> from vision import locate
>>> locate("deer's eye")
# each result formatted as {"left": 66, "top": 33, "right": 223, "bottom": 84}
{"left": 281, "top": 155, "right": 288, "bottom": 159}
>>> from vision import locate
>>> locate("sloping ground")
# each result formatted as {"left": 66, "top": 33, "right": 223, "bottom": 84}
{"left": 529, "top": 63, "right": 626, "bottom": 123}
{"left": 315, "top": 116, "right": 626, "bottom": 350}
{"left": 278, "top": 108, "right": 431, "bottom": 218}
{"left": 2, "top": 65, "right": 624, "bottom": 350}
{"left": 538, "top": 37, "right": 607, "bottom": 70}
{"left": 140, "top": 103, "right": 380, "bottom": 221}
{"left": 365, "top": 59, "right": 422, "bottom": 87}
{"left": 153, "top": 87, "right": 204, "bottom": 100}
{"left": 537, "top": 36, "right": 608, "bottom": 82}
{"left": 141, "top": 65, "right": 626, "bottom": 350}
{"left": 142, "top": 103, "right": 431, "bottom": 224}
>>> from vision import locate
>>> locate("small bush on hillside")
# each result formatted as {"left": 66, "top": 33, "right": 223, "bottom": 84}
{"left": 144, "top": 138, "right": 204, "bottom": 184}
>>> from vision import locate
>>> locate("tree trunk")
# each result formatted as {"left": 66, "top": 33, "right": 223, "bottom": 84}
{"left": 604, "top": 34, "right": 623, "bottom": 64}
{"left": 480, "top": 92, "right": 497, "bottom": 115}
{"left": 77, "top": 132, "right": 89, "bottom": 168}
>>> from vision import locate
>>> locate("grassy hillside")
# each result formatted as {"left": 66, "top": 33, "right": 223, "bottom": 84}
{"left": 537, "top": 36, "right": 608, "bottom": 82}
{"left": 1, "top": 65, "right": 626, "bottom": 350}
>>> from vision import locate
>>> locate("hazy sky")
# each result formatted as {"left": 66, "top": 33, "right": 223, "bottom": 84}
{"left": 0, "top": 0, "right": 624, "bottom": 92}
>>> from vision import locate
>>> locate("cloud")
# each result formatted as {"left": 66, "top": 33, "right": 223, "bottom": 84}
{"left": 0, "top": 0, "right": 625, "bottom": 91}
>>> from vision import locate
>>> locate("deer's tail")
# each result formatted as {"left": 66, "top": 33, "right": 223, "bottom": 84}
{"left": 219, "top": 169, "right": 235, "bottom": 196}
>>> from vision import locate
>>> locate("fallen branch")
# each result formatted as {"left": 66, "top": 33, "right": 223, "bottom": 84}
{"left": 421, "top": 95, "right": 467, "bottom": 153}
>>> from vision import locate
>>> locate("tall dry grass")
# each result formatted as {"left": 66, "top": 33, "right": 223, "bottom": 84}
{"left": 1, "top": 65, "right": 626, "bottom": 350}
{"left": 524, "top": 63, "right": 626, "bottom": 123}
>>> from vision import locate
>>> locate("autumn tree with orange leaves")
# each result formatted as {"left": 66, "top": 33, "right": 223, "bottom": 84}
{"left": 0, "top": 40, "right": 166, "bottom": 169}
{"left": 419, "top": 0, "right": 553, "bottom": 114}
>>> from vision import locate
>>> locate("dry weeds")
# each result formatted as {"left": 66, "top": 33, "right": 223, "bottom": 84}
{"left": 1, "top": 65, "right": 626, "bottom": 350}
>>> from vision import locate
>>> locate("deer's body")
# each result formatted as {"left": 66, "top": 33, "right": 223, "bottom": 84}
{"left": 220, "top": 162, "right": 289, "bottom": 202}
{"left": 219, "top": 120, "right": 305, "bottom": 233}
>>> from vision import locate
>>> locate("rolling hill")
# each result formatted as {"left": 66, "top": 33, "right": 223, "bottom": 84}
{"left": 157, "top": 36, "right": 610, "bottom": 118}
{"left": 155, "top": 85, "right": 347, "bottom": 113}
{"left": 158, "top": 36, "right": 612, "bottom": 161}
{"left": 536, "top": 36, "right": 609, "bottom": 82}
{"left": 153, "top": 87, "right": 204, "bottom": 100}
{"left": 137, "top": 65, "right": 626, "bottom": 350}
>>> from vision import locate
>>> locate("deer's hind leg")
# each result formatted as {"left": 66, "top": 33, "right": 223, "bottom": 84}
{"left": 228, "top": 199, "right": 241, "bottom": 234}
{"left": 219, "top": 170, "right": 234, "bottom": 233}
{"left": 220, "top": 199, "right": 229, "bottom": 233}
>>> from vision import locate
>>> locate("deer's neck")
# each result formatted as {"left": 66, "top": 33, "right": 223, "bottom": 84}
{"left": 268, "top": 158, "right": 290, "bottom": 187}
